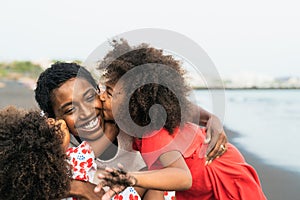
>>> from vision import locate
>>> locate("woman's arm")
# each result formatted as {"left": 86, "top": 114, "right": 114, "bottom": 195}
{"left": 191, "top": 104, "right": 228, "bottom": 163}
{"left": 69, "top": 179, "right": 104, "bottom": 200}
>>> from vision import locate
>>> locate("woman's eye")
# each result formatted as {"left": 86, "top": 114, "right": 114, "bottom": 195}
{"left": 64, "top": 107, "right": 75, "bottom": 115}
{"left": 86, "top": 92, "right": 96, "bottom": 102}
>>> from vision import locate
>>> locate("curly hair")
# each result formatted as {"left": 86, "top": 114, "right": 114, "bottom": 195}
{"left": 99, "top": 39, "right": 192, "bottom": 134}
{"left": 35, "top": 62, "right": 98, "bottom": 118}
{"left": 0, "top": 106, "right": 71, "bottom": 200}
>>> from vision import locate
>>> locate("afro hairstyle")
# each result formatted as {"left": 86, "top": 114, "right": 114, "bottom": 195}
{"left": 0, "top": 106, "right": 71, "bottom": 200}
{"left": 99, "top": 39, "right": 192, "bottom": 134}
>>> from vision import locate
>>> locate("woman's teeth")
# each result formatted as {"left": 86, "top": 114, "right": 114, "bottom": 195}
{"left": 82, "top": 118, "right": 98, "bottom": 129}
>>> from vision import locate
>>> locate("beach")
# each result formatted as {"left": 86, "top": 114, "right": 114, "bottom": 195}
{"left": 0, "top": 80, "right": 37, "bottom": 110}
{"left": 225, "top": 128, "right": 300, "bottom": 199}
{"left": 1, "top": 80, "right": 300, "bottom": 199}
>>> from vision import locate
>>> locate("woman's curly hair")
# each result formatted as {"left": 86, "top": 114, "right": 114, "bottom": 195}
{"left": 99, "top": 39, "right": 192, "bottom": 134}
{"left": 0, "top": 106, "right": 71, "bottom": 200}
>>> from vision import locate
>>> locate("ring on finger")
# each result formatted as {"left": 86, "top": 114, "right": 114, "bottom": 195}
{"left": 220, "top": 144, "right": 225, "bottom": 151}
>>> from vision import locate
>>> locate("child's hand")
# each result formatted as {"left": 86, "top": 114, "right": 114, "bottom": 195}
{"left": 70, "top": 179, "right": 105, "bottom": 200}
{"left": 94, "top": 165, "right": 137, "bottom": 200}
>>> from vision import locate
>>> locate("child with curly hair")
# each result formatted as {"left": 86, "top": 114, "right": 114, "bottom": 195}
{"left": 47, "top": 117, "right": 109, "bottom": 200}
{"left": 0, "top": 106, "right": 71, "bottom": 200}
{"left": 95, "top": 40, "right": 267, "bottom": 200}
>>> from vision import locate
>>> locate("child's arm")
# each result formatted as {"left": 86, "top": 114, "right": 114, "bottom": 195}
{"left": 131, "top": 151, "right": 191, "bottom": 191}
{"left": 95, "top": 151, "right": 191, "bottom": 200}
{"left": 88, "top": 121, "right": 119, "bottom": 157}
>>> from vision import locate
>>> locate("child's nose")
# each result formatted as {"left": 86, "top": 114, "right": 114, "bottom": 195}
{"left": 99, "top": 91, "right": 107, "bottom": 101}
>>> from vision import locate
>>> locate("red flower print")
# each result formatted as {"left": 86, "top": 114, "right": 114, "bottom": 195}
{"left": 80, "top": 143, "right": 85, "bottom": 148}
{"left": 114, "top": 194, "right": 123, "bottom": 200}
{"left": 79, "top": 168, "right": 85, "bottom": 174}
{"left": 86, "top": 158, "right": 93, "bottom": 168}
{"left": 82, "top": 148, "right": 88, "bottom": 154}
{"left": 72, "top": 157, "right": 78, "bottom": 167}
{"left": 129, "top": 194, "right": 139, "bottom": 200}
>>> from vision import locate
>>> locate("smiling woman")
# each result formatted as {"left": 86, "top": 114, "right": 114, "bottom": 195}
{"left": 35, "top": 62, "right": 144, "bottom": 200}
{"left": 51, "top": 77, "right": 104, "bottom": 141}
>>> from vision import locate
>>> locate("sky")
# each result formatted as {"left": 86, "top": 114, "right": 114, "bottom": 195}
{"left": 1, "top": 0, "right": 300, "bottom": 78}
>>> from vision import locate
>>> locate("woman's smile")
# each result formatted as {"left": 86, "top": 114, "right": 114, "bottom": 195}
{"left": 52, "top": 77, "right": 104, "bottom": 141}
{"left": 76, "top": 114, "right": 102, "bottom": 133}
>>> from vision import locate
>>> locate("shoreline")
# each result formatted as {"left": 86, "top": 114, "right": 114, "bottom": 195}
{"left": 193, "top": 87, "right": 300, "bottom": 90}
{"left": 1, "top": 80, "right": 300, "bottom": 199}
{"left": 225, "top": 127, "right": 300, "bottom": 199}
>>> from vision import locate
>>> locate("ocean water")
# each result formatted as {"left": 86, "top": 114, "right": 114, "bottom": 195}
{"left": 193, "top": 89, "right": 300, "bottom": 173}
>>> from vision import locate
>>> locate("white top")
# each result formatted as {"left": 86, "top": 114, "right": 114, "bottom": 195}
{"left": 69, "top": 131, "right": 146, "bottom": 172}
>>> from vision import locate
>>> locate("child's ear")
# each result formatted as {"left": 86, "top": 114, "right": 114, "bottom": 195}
{"left": 55, "top": 119, "right": 70, "bottom": 151}
{"left": 56, "top": 119, "right": 67, "bottom": 131}
{"left": 47, "top": 118, "right": 56, "bottom": 126}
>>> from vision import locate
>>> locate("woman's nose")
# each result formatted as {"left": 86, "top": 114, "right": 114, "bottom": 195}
{"left": 78, "top": 104, "right": 94, "bottom": 119}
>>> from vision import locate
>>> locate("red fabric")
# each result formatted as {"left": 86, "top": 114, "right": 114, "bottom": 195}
{"left": 134, "top": 123, "right": 267, "bottom": 200}
{"left": 133, "top": 123, "right": 206, "bottom": 169}
{"left": 66, "top": 141, "right": 97, "bottom": 181}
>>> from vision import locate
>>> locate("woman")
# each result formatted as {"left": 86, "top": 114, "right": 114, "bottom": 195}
{"left": 35, "top": 62, "right": 140, "bottom": 199}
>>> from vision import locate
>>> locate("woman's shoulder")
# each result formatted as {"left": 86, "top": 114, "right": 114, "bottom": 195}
{"left": 69, "top": 134, "right": 81, "bottom": 147}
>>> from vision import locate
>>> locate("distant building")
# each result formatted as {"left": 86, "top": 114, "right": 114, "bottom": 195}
{"left": 221, "top": 72, "right": 300, "bottom": 89}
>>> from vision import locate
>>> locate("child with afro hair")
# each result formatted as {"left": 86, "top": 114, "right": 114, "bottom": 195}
{"left": 95, "top": 39, "right": 266, "bottom": 200}
{"left": 0, "top": 106, "right": 71, "bottom": 200}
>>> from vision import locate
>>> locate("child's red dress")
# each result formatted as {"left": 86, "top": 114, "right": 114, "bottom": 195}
{"left": 133, "top": 123, "right": 267, "bottom": 200}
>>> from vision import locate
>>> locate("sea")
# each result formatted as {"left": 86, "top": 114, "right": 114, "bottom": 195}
{"left": 193, "top": 89, "right": 300, "bottom": 173}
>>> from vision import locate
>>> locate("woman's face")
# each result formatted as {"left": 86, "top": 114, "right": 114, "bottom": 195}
{"left": 51, "top": 77, "right": 104, "bottom": 141}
